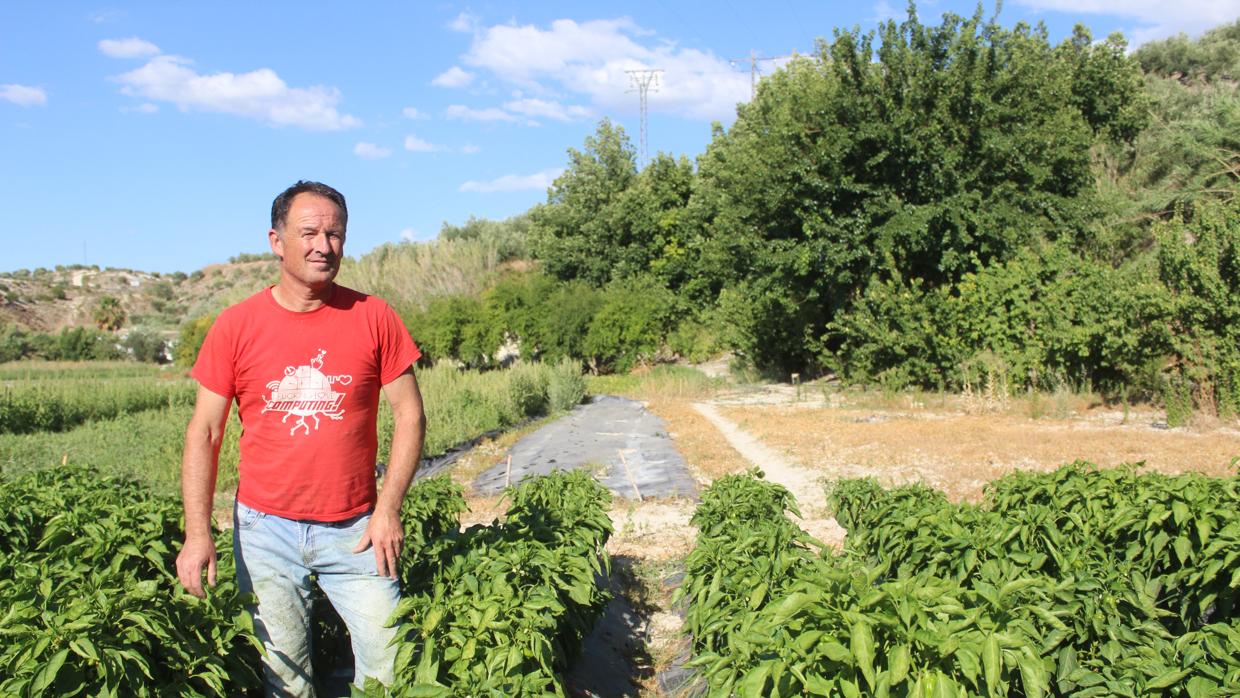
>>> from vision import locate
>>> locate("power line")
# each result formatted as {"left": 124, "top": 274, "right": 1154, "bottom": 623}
{"left": 626, "top": 68, "right": 663, "bottom": 169}
{"left": 730, "top": 51, "right": 799, "bottom": 100}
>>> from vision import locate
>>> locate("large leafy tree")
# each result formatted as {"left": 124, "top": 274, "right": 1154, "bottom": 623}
{"left": 529, "top": 119, "right": 637, "bottom": 285}
{"left": 692, "top": 7, "right": 1147, "bottom": 374}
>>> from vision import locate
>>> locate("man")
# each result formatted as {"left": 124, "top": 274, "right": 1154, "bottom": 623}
{"left": 176, "top": 180, "right": 425, "bottom": 695}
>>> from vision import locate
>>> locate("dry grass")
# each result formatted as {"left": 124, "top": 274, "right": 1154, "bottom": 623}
{"left": 644, "top": 399, "right": 751, "bottom": 484}
{"left": 717, "top": 403, "right": 1240, "bottom": 502}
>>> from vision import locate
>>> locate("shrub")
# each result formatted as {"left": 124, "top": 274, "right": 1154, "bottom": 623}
{"left": 504, "top": 362, "right": 550, "bottom": 422}
{"left": 123, "top": 326, "right": 169, "bottom": 364}
{"left": 582, "top": 276, "right": 676, "bottom": 373}
{"left": 547, "top": 358, "right": 586, "bottom": 412}
{"left": 174, "top": 315, "right": 215, "bottom": 368}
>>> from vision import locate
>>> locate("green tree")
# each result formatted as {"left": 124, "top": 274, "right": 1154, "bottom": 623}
{"left": 93, "top": 295, "right": 126, "bottom": 331}
{"left": 535, "top": 281, "right": 604, "bottom": 364}
{"left": 405, "top": 295, "right": 492, "bottom": 368}
{"left": 0, "top": 323, "right": 37, "bottom": 362}
{"left": 1094, "top": 23, "right": 1240, "bottom": 257}
{"left": 1134, "top": 20, "right": 1240, "bottom": 81}
{"left": 691, "top": 7, "right": 1147, "bottom": 374}
{"left": 529, "top": 119, "right": 638, "bottom": 285}
{"left": 606, "top": 153, "right": 697, "bottom": 289}
{"left": 51, "top": 326, "right": 120, "bottom": 361}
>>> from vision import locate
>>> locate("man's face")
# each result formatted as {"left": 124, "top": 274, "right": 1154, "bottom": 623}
{"left": 269, "top": 192, "right": 345, "bottom": 290}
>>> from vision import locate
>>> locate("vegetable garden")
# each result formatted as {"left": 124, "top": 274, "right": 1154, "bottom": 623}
{"left": 0, "top": 466, "right": 612, "bottom": 696}
{"left": 678, "top": 464, "right": 1240, "bottom": 696}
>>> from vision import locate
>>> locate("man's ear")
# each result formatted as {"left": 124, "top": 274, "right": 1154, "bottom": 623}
{"left": 268, "top": 228, "right": 283, "bottom": 260}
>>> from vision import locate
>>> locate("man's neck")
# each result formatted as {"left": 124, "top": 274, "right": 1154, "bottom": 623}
{"left": 271, "top": 279, "right": 335, "bottom": 312}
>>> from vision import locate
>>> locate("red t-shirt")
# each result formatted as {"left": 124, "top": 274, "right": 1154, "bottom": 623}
{"left": 192, "top": 285, "right": 420, "bottom": 521}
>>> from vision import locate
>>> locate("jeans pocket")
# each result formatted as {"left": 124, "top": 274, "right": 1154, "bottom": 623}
{"left": 235, "top": 501, "right": 266, "bottom": 530}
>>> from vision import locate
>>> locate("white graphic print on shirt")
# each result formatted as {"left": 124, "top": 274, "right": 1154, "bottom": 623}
{"left": 262, "top": 349, "right": 353, "bottom": 436}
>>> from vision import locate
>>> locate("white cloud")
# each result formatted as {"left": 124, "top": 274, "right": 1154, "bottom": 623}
{"left": 432, "top": 66, "right": 476, "bottom": 88}
{"left": 503, "top": 97, "right": 591, "bottom": 122}
{"left": 455, "top": 17, "right": 749, "bottom": 121}
{"left": 460, "top": 143, "right": 481, "bottom": 154}
{"left": 1014, "top": 0, "right": 1240, "bottom": 44}
{"left": 354, "top": 142, "right": 392, "bottom": 159}
{"left": 459, "top": 168, "right": 563, "bottom": 193}
{"left": 445, "top": 104, "right": 518, "bottom": 122}
{"left": 448, "top": 11, "right": 479, "bottom": 33}
{"left": 0, "top": 84, "right": 47, "bottom": 107}
{"left": 99, "top": 37, "right": 161, "bottom": 58}
{"left": 89, "top": 10, "right": 124, "bottom": 24}
{"left": 400, "top": 228, "right": 419, "bottom": 241}
{"left": 113, "top": 55, "right": 360, "bottom": 130}
{"left": 404, "top": 134, "right": 441, "bottom": 152}
{"left": 873, "top": 1, "right": 900, "bottom": 22}
{"left": 120, "top": 102, "right": 158, "bottom": 114}
{"left": 401, "top": 106, "right": 427, "bottom": 119}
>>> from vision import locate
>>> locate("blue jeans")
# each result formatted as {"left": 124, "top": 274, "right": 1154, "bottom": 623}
{"left": 233, "top": 500, "right": 401, "bottom": 697}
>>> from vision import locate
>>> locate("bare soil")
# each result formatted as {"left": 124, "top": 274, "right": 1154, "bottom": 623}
{"left": 715, "top": 395, "right": 1240, "bottom": 502}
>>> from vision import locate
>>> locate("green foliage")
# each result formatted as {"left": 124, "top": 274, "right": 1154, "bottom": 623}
{"left": 529, "top": 118, "right": 638, "bottom": 285}
{"left": 0, "top": 376, "right": 194, "bottom": 435}
{"left": 0, "top": 466, "right": 261, "bottom": 696}
{"left": 438, "top": 213, "right": 530, "bottom": 262}
{"left": 1093, "top": 74, "right": 1239, "bottom": 254}
{"left": 1156, "top": 199, "right": 1240, "bottom": 417}
{"left": 174, "top": 315, "right": 214, "bottom": 368}
{"left": 92, "top": 295, "right": 126, "bottom": 331}
{"left": 532, "top": 280, "right": 603, "bottom": 364}
{"left": 372, "top": 471, "right": 612, "bottom": 697}
{"left": 582, "top": 275, "right": 677, "bottom": 373}
{"left": 122, "top": 327, "right": 170, "bottom": 364}
{"left": 376, "top": 363, "right": 573, "bottom": 465}
{"left": 0, "top": 324, "right": 41, "bottom": 363}
{"left": 667, "top": 315, "right": 723, "bottom": 364}
{"left": 48, "top": 327, "right": 121, "bottom": 362}
{"left": 691, "top": 9, "right": 1146, "bottom": 375}
{"left": 503, "top": 361, "right": 550, "bottom": 423}
{"left": 829, "top": 246, "right": 1174, "bottom": 395}
{"left": 546, "top": 358, "right": 586, "bottom": 413}
{"left": 404, "top": 295, "right": 495, "bottom": 368}
{"left": 680, "top": 465, "right": 1240, "bottom": 697}
{"left": 1135, "top": 20, "right": 1240, "bottom": 82}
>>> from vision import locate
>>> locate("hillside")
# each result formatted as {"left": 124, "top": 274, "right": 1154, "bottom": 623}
{"left": 0, "top": 260, "right": 279, "bottom": 334}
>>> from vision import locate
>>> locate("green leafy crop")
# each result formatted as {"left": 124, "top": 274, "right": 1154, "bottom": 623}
{"left": 680, "top": 465, "right": 1239, "bottom": 696}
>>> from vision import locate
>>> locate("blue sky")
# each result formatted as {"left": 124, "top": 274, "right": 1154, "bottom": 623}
{"left": 2, "top": 1, "right": 1237, "bottom": 274}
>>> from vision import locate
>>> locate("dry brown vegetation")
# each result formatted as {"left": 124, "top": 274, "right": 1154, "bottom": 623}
{"left": 715, "top": 392, "right": 1240, "bottom": 502}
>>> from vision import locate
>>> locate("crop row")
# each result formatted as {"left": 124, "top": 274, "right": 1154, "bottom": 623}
{"left": 0, "top": 466, "right": 611, "bottom": 696}
{"left": 0, "top": 467, "right": 260, "bottom": 696}
{"left": 678, "top": 464, "right": 1240, "bottom": 697}
{"left": 360, "top": 469, "right": 612, "bottom": 696}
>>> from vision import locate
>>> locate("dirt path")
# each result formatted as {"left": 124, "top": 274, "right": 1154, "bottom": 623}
{"left": 692, "top": 402, "right": 846, "bottom": 547}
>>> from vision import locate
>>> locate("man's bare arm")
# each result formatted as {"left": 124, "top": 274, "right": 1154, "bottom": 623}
{"left": 354, "top": 366, "right": 426, "bottom": 578}
{"left": 176, "top": 385, "right": 232, "bottom": 597}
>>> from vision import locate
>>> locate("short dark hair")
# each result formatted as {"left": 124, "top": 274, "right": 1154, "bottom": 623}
{"left": 270, "top": 180, "right": 348, "bottom": 232}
